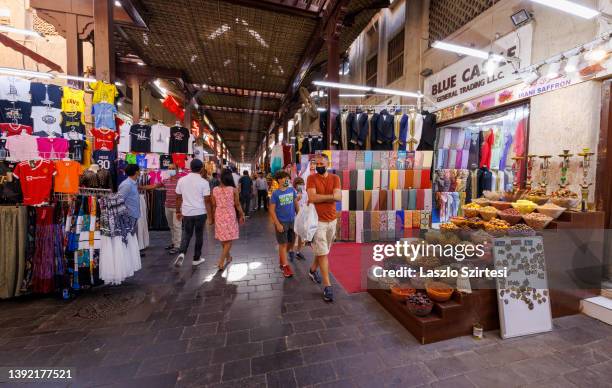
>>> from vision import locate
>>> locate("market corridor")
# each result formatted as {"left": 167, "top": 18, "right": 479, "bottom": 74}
{"left": 1, "top": 212, "right": 611, "bottom": 388}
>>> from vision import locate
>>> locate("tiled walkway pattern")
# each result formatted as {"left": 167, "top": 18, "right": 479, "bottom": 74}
{"left": 0, "top": 212, "right": 611, "bottom": 387}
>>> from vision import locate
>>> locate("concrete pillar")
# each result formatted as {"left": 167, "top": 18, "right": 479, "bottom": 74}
{"left": 326, "top": 36, "right": 339, "bottom": 149}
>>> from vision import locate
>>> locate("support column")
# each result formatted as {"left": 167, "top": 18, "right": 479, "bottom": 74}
{"left": 282, "top": 119, "right": 289, "bottom": 146}
{"left": 130, "top": 77, "right": 140, "bottom": 122}
{"left": 65, "top": 13, "right": 82, "bottom": 79}
{"left": 93, "top": 0, "right": 115, "bottom": 82}
{"left": 326, "top": 36, "right": 339, "bottom": 149}
{"left": 183, "top": 97, "right": 192, "bottom": 130}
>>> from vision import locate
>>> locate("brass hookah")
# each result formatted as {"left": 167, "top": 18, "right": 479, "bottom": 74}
{"left": 577, "top": 148, "right": 594, "bottom": 212}
{"left": 558, "top": 150, "right": 573, "bottom": 189}
{"left": 510, "top": 156, "right": 524, "bottom": 192}
{"left": 525, "top": 154, "right": 538, "bottom": 191}
{"left": 538, "top": 155, "right": 552, "bottom": 193}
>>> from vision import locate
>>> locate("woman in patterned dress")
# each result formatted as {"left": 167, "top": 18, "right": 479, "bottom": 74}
{"left": 211, "top": 169, "right": 245, "bottom": 270}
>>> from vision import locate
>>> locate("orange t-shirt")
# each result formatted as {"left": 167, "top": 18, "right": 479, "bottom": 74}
{"left": 54, "top": 160, "right": 81, "bottom": 194}
{"left": 307, "top": 173, "right": 340, "bottom": 222}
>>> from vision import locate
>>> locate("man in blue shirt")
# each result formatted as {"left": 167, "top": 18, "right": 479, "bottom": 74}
{"left": 118, "top": 164, "right": 141, "bottom": 221}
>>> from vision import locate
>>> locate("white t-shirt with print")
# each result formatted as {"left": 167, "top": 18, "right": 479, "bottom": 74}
{"left": 31, "top": 106, "right": 62, "bottom": 137}
{"left": 0, "top": 76, "right": 31, "bottom": 102}
{"left": 150, "top": 123, "right": 170, "bottom": 153}
{"left": 117, "top": 122, "right": 131, "bottom": 153}
{"left": 176, "top": 172, "right": 211, "bottom": 216}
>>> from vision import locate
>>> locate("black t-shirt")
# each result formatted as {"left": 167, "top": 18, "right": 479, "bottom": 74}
{"left": 130, "top": 124, "right": 151, "bottom": 153}
{"left": 127, "top": 124, "right": 150, "bottom": 153}
{"left": 169, "top": 126, "right": 189, "bottom": 154}
{"left": 61, "top": 112, "right": 85, "bottom": 140}
{"left": 0, "top": 100, "right": 32, "bottom": 126}
{"left": 30, "top": 83, "right": 62, "bottom": 108}
{"left": 160, "top": 154, "right": 172, "bottom": 170}
{"left": 69, "top": 140, "right": 85, "bottom": 163}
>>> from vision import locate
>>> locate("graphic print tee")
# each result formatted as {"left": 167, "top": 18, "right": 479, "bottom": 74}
{"left": 130, "top": 124, "right": 152, "bottom": 153}
{"left": 150, "top": 123, "right": 170, "bottom": 153}
{"left": 54, "top": 160, "right": 81, "bottom": 194}
{"left": 169, "top": 126, "right": 190, "bottom": 154}
{"left": 31, "top": 106, "right": 62, "bottom": 137}
{"left": 61, "top": 111, "right": 85, "bottom": 140}
{"left": 0, "top": 123, "right": 32, "bottom": 137}
{"left": 12, "top": 160, "right": 56, "bottom": 205}
{"left": 31, "top": 83, "right": 62, "bottom": 108}
{"left": 61, "top": 87, "right": 86, "bottom": 113}
{"left": 91, "top": 128, "right": 118, "bottom": 151}
{"left": 0, "top": 76, "right": 31, "bottom": 102}
{"left": 0, "top": 100, "right": 32, "bottom": 126}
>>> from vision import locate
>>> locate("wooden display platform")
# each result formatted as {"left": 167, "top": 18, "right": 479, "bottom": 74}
{"left": 368, "top": 288, "right": 499, "bottom": 344}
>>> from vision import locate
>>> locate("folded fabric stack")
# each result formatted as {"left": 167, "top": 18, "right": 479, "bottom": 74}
{"left": 325, "top": 150, "right": 434, "bottom": 242}
{"left": 336, "top": 210, "right": 432, "bottom": 243}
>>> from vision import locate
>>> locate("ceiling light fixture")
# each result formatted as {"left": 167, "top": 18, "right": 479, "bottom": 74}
{"left": 519, "top": 68, "right": 540, "bottom": 85}
{"left": 57, "top": 74, "right": 97, "bottom": 83}
{"left": 339, "top": 94, "right": 366, "bottom": 97}
{"left": 317, "top": 107, "right": 327, "bottom": 112}
{"left": 545, "top": 61, "right": 561, "bottom": 79}
{"left": 313, "top": 81, "right": 370, "bottom": 91}
{"left": 529, "top": 0, "right": 600, "bottom": 19}
{"left": 564, "top": 54, "right": 581, "bottom": 72}
{"left": 584, "top": 45, "right": 607, "bottom": 61}
{"left": 431, "top": 41, "right": 504, "bottom": 61}
{"left": 485, "top": 58, "right": 498, "bottom": 77}
{"left": 0, "top": 25, "right": 41, "bottom": 38}
{"left": 115, "top": 81, "right": 124, "bottom": 87}
{"left": 114, "top": 0, "right": 122, "bottom": 7}
{"left": 372, "top": 88, "right": 421, "bottom": 98}
{"left": 0, "top": 67, "right": 54, "bottom": 79}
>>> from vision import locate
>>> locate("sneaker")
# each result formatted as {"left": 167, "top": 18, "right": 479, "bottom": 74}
{"left": 323, "top": 286, "right": 334, "bottom": 302}
{"left": 288, "top": 251, "right": 296, "bottom": 262}
{"left": 308, "top": 269, "right": 322, "bottom": 284}
{"left": 296, "top": 252, "right": 306, "bottom": 261}
{"left": 280, "top": 265, "right": 294, "bottom": 278}
{"left": 173, "top": 253, "right": 185, "bottom": 267}
{"left": 168, "top": 248, "right": 179, "bottom": 254}
{"left": 192, "top": 258, "right": 206, "bottom": 267}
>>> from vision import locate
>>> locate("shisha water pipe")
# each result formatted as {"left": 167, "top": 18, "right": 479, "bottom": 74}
{"left": 538, "top": 155, "right": 552, "bottom": 193}
{"left": 577, "top": 148, "right": 594, "bottom": 212}
{"left": 525, "top": 154, "right": 537, "bottom": 191}
{"left": 558, "top": 150, "right": 573, "bottom": 189}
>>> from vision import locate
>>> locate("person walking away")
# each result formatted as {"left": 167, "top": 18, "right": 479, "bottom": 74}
{"left": 211, "top": 169, "right": 245, "bottom": 271}
{"left": 292, "top": 176, "right": 307, "bottom": 261}
{"left": 255, "top": 172, "right": 269, "bottom": 210}
{"left": 269, "top": 171, "right": 299, "bottom": 278}
{"left": 231, "top": 167, "right": 241, "bottom": 188}
{"left": 307, "top": 153, "right": 341, "bottom": 302}
{"left": 160, "top": 164, "right": 182, "bottom": 254}
{"left": 210, "top": 172, "right": 220, "bottom": 190}
{"left": 117, "top": 164, "right": 144, "bottom": 270}
{"left": 250, "top": 172, "right": 259, "bottom": 213}
{"left": 173, "top": 159, "right": 212, "bottom": 267}
{"left": 238, "top": 170, "right": 253, "bottom": 218}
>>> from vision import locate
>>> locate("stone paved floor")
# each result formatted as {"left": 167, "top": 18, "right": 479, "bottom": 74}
{"left": 1, "top": 211, "right": 611, "bottom": 388}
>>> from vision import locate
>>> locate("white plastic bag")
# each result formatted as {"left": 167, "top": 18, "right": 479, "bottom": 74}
{"left": 295, "top": 203, "right": 318, "bottom": 242}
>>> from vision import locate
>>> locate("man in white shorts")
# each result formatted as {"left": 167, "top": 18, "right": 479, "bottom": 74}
{"left": 306, "top": 153, "right": 341, "bottom": 302}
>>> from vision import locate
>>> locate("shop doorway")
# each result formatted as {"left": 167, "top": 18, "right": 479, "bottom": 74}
{"left": 597, "top": 79, "right": 612, "bottom": 291}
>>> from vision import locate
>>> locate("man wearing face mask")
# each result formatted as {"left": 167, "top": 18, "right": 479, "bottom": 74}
{"left": 306, "top": 153, "right": 341, "bottom": 302}
{"left": 159, "top": 164, "right": 183, "bottom": 254}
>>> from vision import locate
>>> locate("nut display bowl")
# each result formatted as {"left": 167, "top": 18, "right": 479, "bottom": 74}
{"left": 426, "top": 281, "right": 454, "bottom": 302}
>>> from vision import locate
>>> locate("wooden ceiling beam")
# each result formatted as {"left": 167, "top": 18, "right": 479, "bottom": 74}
{"left": 277, "top": 0, "right": 350, "bottom": 126}
{"left": 223, "top": 0, "right": 321, "bottom": 19}
{"left": 116, "top": 62, "right": 183, "bottom": 80}
{"left": 194, "top": 84, "right": 284, "bottom": 100}
{"left": 0, "top": 34, "right": 63, "bottom": 72}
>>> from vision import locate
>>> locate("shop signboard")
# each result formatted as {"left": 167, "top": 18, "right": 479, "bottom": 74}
{"left": 435, "top": 59, "right": 612, "bottom": 122}
{"left": 424, "top": 24, "right": 533, "bottom": 110}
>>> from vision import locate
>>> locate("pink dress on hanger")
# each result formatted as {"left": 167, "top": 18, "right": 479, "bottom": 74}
{"left": 213, "top": 186, "right": 239, "bottom": 241}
